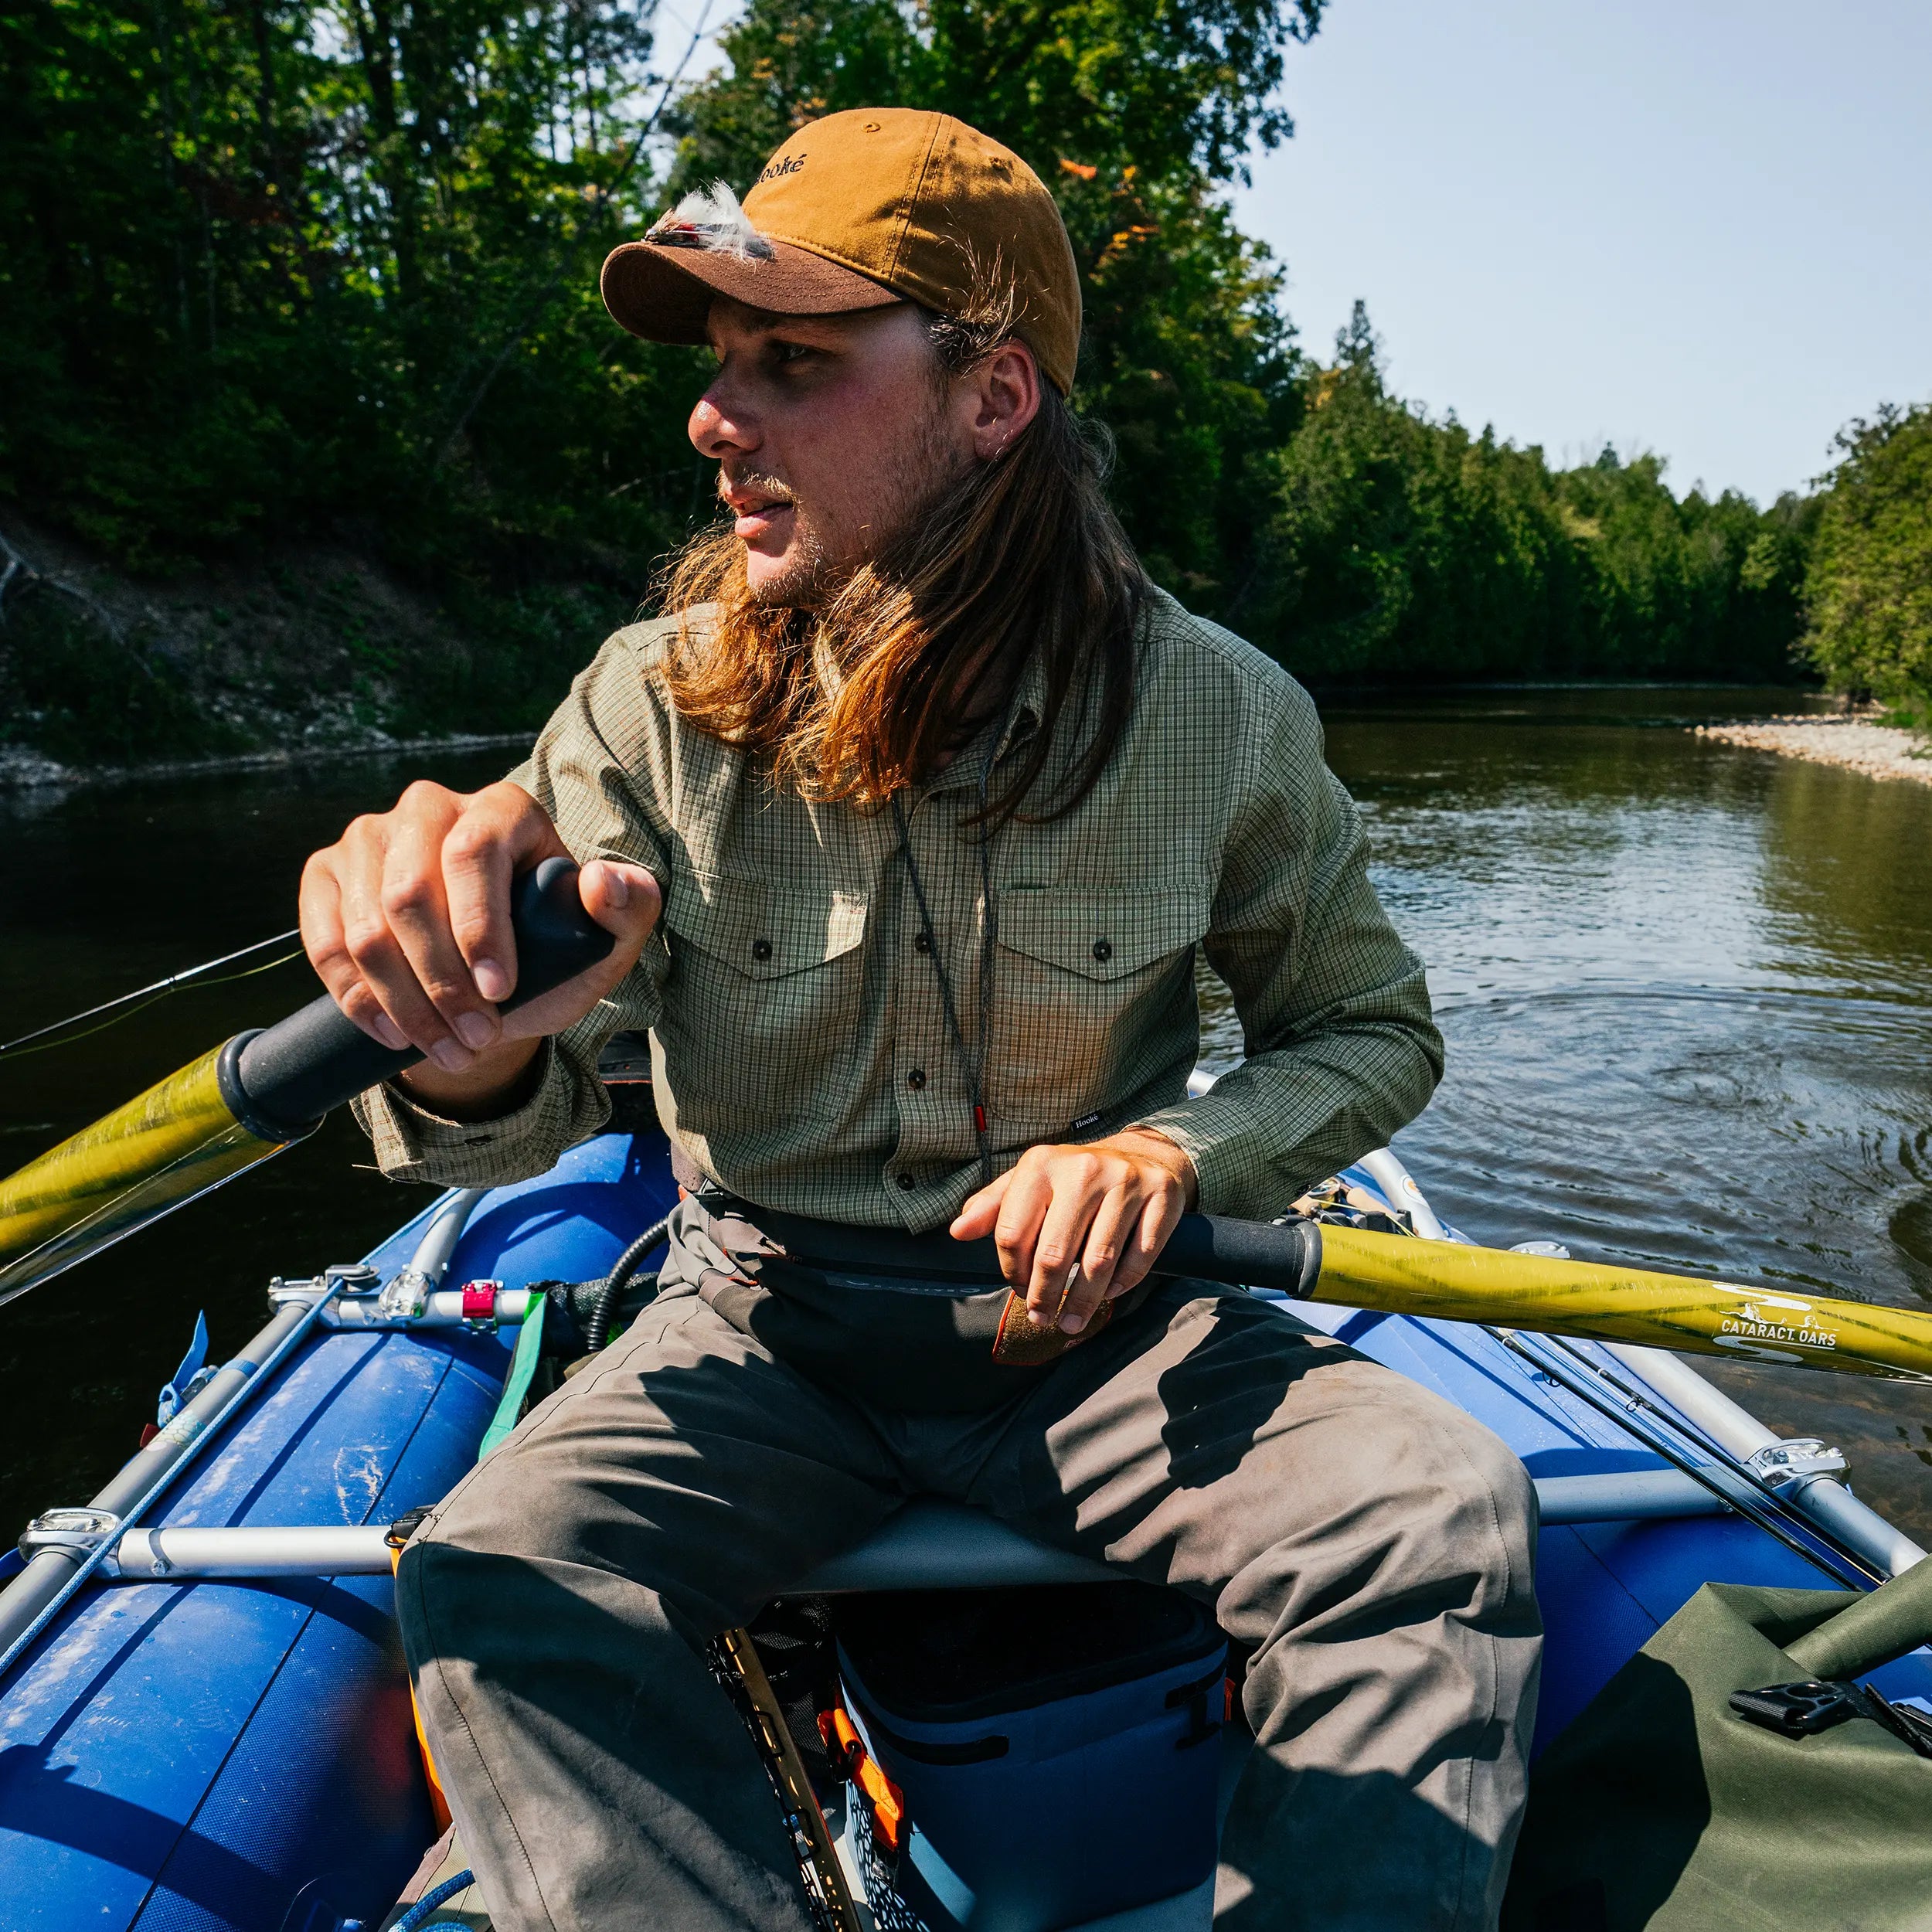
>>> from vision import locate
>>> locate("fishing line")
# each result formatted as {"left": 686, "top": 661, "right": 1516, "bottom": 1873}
{"left": 0, "top": 931, "right": 304, "bottom": 1063}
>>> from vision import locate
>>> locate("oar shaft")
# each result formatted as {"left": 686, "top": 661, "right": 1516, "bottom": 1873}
{"left": 1304, "top": 1223, "right": 1932, "bottom": 1383}
{"left": 0, "top": 858, "right": 613, "bottom": 1303}
{"left": 688, "top": 1206, "right": 1932, "bottom": 1387}
{"left": 0, "top": 1049, "right": 280, "bottom": 1304}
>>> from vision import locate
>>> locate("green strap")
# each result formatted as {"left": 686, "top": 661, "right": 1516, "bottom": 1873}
{"left": 478, "top": 1293, "right": 547, "bottom": 1460}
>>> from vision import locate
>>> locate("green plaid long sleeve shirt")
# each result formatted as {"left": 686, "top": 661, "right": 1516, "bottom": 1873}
{"left": 354, "top": 587, "right": 1443, "bottom": 1228}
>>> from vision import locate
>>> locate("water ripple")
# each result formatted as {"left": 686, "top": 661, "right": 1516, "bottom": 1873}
{"left": 1214, "top": 689, "right": 1932, "bottom": 1534}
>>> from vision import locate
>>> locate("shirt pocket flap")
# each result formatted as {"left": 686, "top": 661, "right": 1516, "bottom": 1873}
{"left": 997, "top": 889, "right": 1206, "bottom": 982}
{"left": 666, "top": 871, "right": 867, "bottom": 981}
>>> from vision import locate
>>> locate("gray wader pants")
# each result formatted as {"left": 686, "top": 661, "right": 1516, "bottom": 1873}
{"left": 396, "top": 1212, "right": 1543, "bottom": 1932}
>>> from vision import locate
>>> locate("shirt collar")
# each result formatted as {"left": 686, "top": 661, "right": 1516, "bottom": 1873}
{"left": 1002, "top": 647, "right": 1047, "bottom": 756}
{"left": 928, "top": 648, "right": 1046, "bottom": 798}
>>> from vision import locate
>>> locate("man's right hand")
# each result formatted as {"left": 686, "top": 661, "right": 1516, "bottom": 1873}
{"left": 299, "top": 780, "right": 662, "bottom": 1117}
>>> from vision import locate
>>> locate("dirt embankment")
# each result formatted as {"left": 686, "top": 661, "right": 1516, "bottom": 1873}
{"left": 0, "top": 509, "right": 605, "bottom": 788}
{"left": 1695, "top": 713, "right": 1932, "bottom": 786}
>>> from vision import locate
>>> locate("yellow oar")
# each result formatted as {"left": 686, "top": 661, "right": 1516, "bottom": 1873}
{"left": 748, "top": 1202, "right": 1932, "bottom": 1388}
{"left": 1160, "top": 1216, "right": 1932, "bottom": 1384}
{"left": 0, "top": 861, "right": 611, "bottom": 1308}
{"left": 0, "top": 1047, "right": 281, "bottom": 1309}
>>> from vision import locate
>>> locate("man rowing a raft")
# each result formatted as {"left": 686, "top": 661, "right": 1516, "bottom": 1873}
{"left": 299, "top": 109, "right": 1540, "bottom": 1932}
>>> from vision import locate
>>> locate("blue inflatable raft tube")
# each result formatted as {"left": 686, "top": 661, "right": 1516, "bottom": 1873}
{"left": 0, "top": 1125, "right": 1923, "bottom": 1930}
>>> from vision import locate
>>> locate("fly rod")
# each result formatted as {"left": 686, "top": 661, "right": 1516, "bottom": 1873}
{"left": 0, "top": 858, "right": 613, "bottom": 1308}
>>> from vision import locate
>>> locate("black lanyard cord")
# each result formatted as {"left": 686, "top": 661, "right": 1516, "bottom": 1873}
{"left": 890, "top": 682, "right": 1022, "bottom": 1189}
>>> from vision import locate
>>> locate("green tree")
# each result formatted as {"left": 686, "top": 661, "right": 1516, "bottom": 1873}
{"left": 1263, "top": 306, "right": 1580, "bottom": 679}
{"left": 1801, "top": 403, "right": 1932, "bottom": 721}
{"left": 0, "top": 0, "right": 1825, "bottom": 767}
{"left": 0, "top": 0, "right": 706, "bottom": 563}
{"left": 678, "top": 0, "right": 1322, "bottom": 189}
{"left": 0, "top": 0, "right": 713, "bottom": 736}
{"left": 1256, "top": 306, "right": 1811, "bottom": 684}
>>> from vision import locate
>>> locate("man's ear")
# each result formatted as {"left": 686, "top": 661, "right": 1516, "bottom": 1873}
{"left": 966, "top": 339, "right": 1043, "bottom": 461}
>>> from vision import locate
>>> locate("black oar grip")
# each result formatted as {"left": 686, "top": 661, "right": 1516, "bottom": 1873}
{"left": 715, "top": 1199, "right": 1324, "bottom": 1301}
{"left": 1162, "top": 1214, "right": 1324, "bottom": 1298}
{"left": 219, "top": 856, "right": 616, "bottom": 1141}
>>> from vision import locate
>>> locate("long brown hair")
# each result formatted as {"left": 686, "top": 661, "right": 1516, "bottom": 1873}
{"left": 656, "top": 310, "right": 1147, "bottom": 823}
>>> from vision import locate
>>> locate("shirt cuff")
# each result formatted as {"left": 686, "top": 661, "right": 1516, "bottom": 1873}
{"left": 349, "top": 1040, "right": 577, "bottom": 1188}
{"left": 1130, "top": 1088, "right": 1270, "bottom": 1219}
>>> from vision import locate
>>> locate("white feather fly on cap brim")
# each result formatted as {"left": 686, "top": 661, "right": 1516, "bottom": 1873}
{"left": 645, "top": 182, "right": 776, "bottom": 262}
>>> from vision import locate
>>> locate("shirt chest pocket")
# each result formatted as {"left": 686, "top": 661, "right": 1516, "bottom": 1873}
{"left": 656, "top": 871, "right": 869, "bottom": 1132}
{"left": 991, "top": 889, "right": 1206, "bottom": 1132}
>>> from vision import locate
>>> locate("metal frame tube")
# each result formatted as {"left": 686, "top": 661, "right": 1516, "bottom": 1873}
{"left": 2, "top": 1187, "right": 499, "bottom": 1669}
{"left": 1355, "top": 1148, "right": 1451, "bottom": 1241}
{"left": 1604, "top": 1342, "right": 1925, "bottom": 1577}
{"left": 405, "top": 1188, "right": 490, "bottom": 1285}
{"left": 67, "top": 1475, "right": 1726, "bottom": 1590}
{"left": 324, "top": 1285, "right": 533, "bottom": 1331}
{"left": 0, "top": 1292, "right": 332, "bottom": 1675}
{"left": 1601, "top": 1342, "right": 1779, "bottom": 1461}
{"left": 1535, "top": 1470, "right": 1726, "bottom": 1524}
{"left": 111, "top": 1525, "right": 394, "bottom": 1579}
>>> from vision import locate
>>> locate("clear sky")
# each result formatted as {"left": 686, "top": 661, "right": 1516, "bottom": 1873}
{"left": 1234, "top": 0, "right": 1932, "bottom": 505}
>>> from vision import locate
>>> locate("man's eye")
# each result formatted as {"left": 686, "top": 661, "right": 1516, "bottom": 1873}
{"left": 770, "top": 341, "right": 816, "bottom": 367}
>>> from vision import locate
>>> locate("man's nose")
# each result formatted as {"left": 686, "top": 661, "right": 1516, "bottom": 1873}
{"left": 689, "top": 378, "right": 757, "bottom": 459}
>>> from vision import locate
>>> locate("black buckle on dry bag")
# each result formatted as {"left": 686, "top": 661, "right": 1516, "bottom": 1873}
{"left": 1730, "top": 1678, "right": 1932, "bottom": 1757}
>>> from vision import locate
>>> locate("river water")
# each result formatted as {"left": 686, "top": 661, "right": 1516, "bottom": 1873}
{"left": 3, "top": 687, "right": 1930, "bottom": 1543}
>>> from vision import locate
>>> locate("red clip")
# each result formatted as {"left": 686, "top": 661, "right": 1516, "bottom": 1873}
{"left": 459, "top": 1281, "right": 499, "bottom": 1328}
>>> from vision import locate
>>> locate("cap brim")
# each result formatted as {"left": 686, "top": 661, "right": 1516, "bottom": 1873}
{"left": 601, "top": 237, "right": 903, "bottom": 344}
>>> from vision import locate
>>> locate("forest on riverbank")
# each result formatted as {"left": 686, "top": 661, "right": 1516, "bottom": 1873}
{"left": 2, "top": 0, "right": 1923, "bottom": 767}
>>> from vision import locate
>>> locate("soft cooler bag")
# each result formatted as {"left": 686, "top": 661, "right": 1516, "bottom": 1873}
{"left": 829, "top": 1583, "right": 1228, "bottom": 1932}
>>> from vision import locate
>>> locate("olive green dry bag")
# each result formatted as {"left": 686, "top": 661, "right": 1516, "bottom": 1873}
{"left": 1502, "top": 1556, "right": 1932, "bottom": 1932}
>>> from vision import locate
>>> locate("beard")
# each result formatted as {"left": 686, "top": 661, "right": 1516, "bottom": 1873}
{"left": 709, "top": 457, "right": 829, "bottom": 610}
{"left": 720, "top": 400, "right": 971, "bottom": 614}
{"left": 734, "top": 483, "right": 836, "bottom": 611}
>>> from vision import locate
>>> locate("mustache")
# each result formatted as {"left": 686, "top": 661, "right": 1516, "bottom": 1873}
{"left": 716, "top": 467, "right": 795, "bottom": 508}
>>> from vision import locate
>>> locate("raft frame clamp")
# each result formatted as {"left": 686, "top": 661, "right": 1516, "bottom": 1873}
{"left": 1747, "top": 1437, "right": 1849, "bottom": 1494}
{"left": 269, "top": 1263, "right": 379, "bottom": 1312}
{"left": 19, "top": 1509, "right": 122, "bottom": 1563}
{"left": 377, "top": 1267, "right": 433, "bottom": 1323}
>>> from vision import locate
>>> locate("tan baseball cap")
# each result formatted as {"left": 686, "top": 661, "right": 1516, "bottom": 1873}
{"left": 600, "top": 108, "right": 1082, "bottom": 393}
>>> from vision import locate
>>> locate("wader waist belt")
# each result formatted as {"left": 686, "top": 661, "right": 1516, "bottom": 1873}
{"left": 670, "top": 1184, "right": 1158, "bottom": 1413}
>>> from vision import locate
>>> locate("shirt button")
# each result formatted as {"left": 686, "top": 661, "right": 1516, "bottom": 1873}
{"left": 752, "top": 937, "right": 773, "bottom": 962}
{"left": 906, "top": 1069, "right": 927, "bottom": 1090}
{"left": 914, "top": 933, "right": 933, "bottom": 954}
{"left": 896, "top": 1172, "right": 917, "bottom": 1191}
{"left": 1092, "top": 937, "right": 1114, "bottom": 963}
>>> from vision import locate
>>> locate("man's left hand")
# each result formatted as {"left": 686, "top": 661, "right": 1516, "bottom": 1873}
{"left": 950, "top": 1131, "right": 1199, "bottom": 1335}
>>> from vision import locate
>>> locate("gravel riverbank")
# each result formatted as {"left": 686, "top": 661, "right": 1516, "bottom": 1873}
{"left": 1696, "top": 713, "right": 1932, "bottom": 785}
